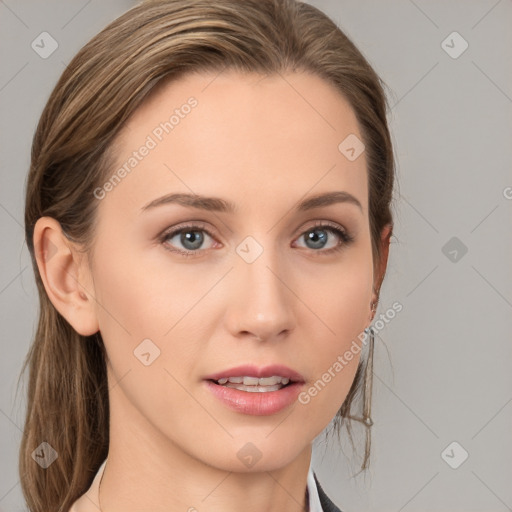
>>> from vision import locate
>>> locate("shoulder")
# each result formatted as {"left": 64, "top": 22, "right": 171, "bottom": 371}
{"left": 313, "top": 473, "right": 343, "bottom": 512}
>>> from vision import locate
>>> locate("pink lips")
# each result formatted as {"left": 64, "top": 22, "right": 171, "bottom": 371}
{"left": 203, "top": 364, "right": 306, "bottom": 416}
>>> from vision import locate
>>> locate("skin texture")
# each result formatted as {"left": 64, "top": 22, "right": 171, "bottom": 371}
{"left": 34, "top": 70, "right": 391, "bottom": 512}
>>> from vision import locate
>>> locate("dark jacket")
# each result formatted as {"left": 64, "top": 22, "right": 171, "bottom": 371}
{"left": 314, "top": 473, "right": 343, "bottom": 512}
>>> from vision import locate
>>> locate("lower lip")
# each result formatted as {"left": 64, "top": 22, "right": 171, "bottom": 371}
{"left": 204, "top": 380, "right": 304, "bottom": 415}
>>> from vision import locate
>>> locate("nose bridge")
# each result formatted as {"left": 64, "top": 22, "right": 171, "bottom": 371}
{"left": 227, "top": 236, "right": 296, "bottom": 340}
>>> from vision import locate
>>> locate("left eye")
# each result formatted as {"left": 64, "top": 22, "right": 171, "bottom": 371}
{"left": 294, "top": 224, "right": 351, "bottom": 252}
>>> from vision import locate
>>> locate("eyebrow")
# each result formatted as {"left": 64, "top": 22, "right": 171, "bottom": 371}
{"left": 140, "top": 190, "right": 363, "bottom": 214}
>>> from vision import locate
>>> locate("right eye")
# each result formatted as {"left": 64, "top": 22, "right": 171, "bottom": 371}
{"left": 159, "top": 223, "right": 219, "bottom": 257}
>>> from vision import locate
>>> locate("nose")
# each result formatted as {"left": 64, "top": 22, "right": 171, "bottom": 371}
{"left": 223, "top": 246, "right": 297, "bottom": 343}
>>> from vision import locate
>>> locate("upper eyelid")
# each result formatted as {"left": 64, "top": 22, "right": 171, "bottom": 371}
{"left": 161, "top": 219, "right": 347, "bottom": 236}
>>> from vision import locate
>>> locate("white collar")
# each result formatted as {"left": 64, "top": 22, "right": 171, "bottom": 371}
{"left": 307, "top": 461, "right": 324, "bottom": 512}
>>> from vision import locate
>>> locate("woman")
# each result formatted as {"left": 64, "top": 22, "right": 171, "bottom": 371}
{"left": 20, "top": 0, "right": 395, "bottom": 511}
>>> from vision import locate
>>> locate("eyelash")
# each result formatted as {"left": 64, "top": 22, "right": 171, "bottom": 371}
{"left": 158, "top": 220, "right": 355, "bottom": 258}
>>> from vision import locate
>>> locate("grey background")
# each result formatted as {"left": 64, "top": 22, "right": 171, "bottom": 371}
{"left": 1, "top": 1, "right": 511, "bottom": 511}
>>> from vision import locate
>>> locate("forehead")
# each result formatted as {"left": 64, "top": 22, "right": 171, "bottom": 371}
{"left": 99, "top": 69, "right": 368, "bottom": 219}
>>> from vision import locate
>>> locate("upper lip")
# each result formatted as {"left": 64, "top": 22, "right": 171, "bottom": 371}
{"left": 204, "top": 364, "right": 305, "bottom": 383}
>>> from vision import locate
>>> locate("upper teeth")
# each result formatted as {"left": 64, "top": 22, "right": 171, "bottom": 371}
{"left": 217, "top": 376, "right": 290, "bottom": 386}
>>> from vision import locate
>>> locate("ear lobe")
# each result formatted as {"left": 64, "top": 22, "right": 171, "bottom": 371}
{"left": 33, "top": 216, "right": 99, "bottom": 336}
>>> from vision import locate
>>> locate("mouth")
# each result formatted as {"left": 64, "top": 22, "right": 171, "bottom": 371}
{"left": 203, "top": 364, "right": 306, "bottom": 415}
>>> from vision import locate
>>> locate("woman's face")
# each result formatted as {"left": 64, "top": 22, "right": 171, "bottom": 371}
{"left": 73, "top": 70, "right": 380, "bottom": 471}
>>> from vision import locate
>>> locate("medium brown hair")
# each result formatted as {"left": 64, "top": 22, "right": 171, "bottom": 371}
{"left": 19, "top": 0, "right": 395, "bottom": 510}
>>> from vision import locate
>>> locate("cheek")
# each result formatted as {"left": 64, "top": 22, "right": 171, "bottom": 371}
{"left": 295, "top": 252, "right": 372, "bottom": 416}
{"left": 91, "top": 241, "right": 216, "bottom": 379}
{"left": 91, "top": 252, "right": 209, "bottom": 435}
{"left": 300, "top": 250, "right": 374, "bottom": 340}
{"left": 298, "top": 322, "right": 364, "bottom": 424}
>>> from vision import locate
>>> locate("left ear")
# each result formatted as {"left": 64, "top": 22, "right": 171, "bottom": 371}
{"left": 370, "top": 223, "right": 393, "bottom": 322}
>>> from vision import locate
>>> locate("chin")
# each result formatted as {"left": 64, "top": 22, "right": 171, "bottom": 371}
{"left": 191, "top": 433, "right": 310, "bottom": 474}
